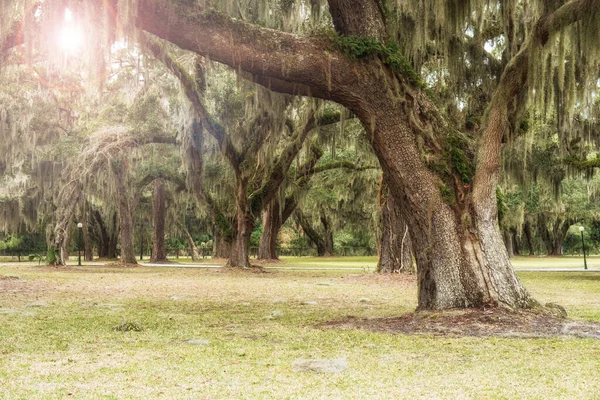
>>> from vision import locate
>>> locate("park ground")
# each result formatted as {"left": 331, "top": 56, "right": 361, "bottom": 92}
{"left": 1, "top": 256, "right": 600, "bottom": 399}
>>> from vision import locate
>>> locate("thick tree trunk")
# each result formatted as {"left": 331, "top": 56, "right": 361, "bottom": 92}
{"left": 359, "top": 97, "right": 534, "bottom": 309}
{"left": 378, "top": 192, "right": 414, "bottom": 273}
{"left": 150, "top": 179, "right": 168, "bottom": 263}
{"left": 226, "top": 179, "right": 253, "bottom": 268}
{"left": 113, "top": 159, "right": 137, "bottom": 265}
{"left": 137, "top": 0, "right": 573, "bottom": 310}
{"left": 257, "top": 199, "right": 281, "bottom": 260}
{"left": 523, "top": 220, "right": 535, "bottom": 256}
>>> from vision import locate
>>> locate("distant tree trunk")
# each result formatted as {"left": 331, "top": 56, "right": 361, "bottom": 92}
{"left": 61, "top": 224, "right": 72, "bottom": 262}
{"left": 377, "top": 190, "right": 414, "bottom": 273}
{"left": 257, "top": 198, "right": 281, "bottom": 260}
{"left": 523, "top": 220, "right": 535, "bottom": 256}
{"left": 294, "top": 209, "right": 332, "bottom": 256}
{"left": 94, "top": 209, "right": 109, "bottom": 258}
{"left": 511, "top": 228, "right": 520, "bottom": 256}
{"left": 227, "top": 179, "right": 253, "bottom": 268}
{"left": 177, "top": 220, "right": 201, "bottom": 261}
{"left": 212, "top": 218, "right": 232, "bottom": 259}
{"left": 112, "top": 159, "right": 137, "bottom": 264}
{"left": 150, "top": 179, "right": 168, "bottom": 263}
{"left": 82, "top": 220, "right": 93, "bottom": 261}
{"left": 539, "top": 215, "right": 571, "bottom": 256}
{"left": 107, "top": 212, "right": 118, "bottom": 259}
{"left": 258, "top": 196, "right": 298, "bottom": 260}
{"left": 321, "top": 216, "right": 334, "bottom": 256}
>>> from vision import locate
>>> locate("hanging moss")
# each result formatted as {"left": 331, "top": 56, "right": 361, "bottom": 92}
{"left": 330, "top": 34, "right": 424, "bottom": 88}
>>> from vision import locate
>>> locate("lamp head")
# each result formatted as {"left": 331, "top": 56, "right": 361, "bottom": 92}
{"left": 77, "top": 222, "right": 83, "bottom": 228}
{"left": 579, "top": 226, "right": 585, "bottom": 232}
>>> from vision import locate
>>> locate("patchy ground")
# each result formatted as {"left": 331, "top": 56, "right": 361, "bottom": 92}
{"left": 1, "top": 262, "right": 599, "bottom": 399}
{"left": 321, "top": 307, "right": 600, "bottom": 339}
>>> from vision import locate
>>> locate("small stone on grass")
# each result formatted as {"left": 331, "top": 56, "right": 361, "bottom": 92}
{"left": 187, "top": 339, "right": 210, "bottom": 346}
{"left": 292, "top": 358, "right": 348, "bottom": 373}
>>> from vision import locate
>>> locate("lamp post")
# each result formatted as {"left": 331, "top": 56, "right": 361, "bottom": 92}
{"left": 77, "top": 222, "right": 83, "bottom": 266}
{"left": 579, "top": 226, "right": 588, "bottom": 270}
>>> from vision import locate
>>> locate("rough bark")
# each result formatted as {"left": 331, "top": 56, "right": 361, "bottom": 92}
{"left": 378, "top": 191, "right": 414, "bottom": 273}
{"left": 112, "top": 159, "right": 137, "bottom": 265}
{"left": 328, "top": 0, "right": 387, "bottom": 39}
{"left": 136, "top": 0, "right": 593, "bottom": 310}
{"left": 150, "top": 179, "right": 168, "bottom": 263}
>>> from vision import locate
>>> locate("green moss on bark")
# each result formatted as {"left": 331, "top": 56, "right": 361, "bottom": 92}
{"left": 330, "top": 34, "right": 424, "bottom": 88}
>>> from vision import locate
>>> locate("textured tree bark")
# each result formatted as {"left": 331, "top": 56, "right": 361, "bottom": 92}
{"left": 258, "top": 199, "right": 281, "bottom": 260}
{"left": 150, "top": 179, "right": 168, "bottom": 263}
{"left": 112, "top": 159, "right": 137, "bottom": 265}
{"left": 378, "top": 192, "right": 414, "bottom": 273}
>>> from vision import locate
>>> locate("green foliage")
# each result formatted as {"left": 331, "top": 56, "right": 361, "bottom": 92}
{"left": 441, "top": 184, "right": 455, "bottom": 204}
{"left": 46, "top": 247, "right": 57, "bottom": 265}
{"left": 445, "top": 133, "right": 475, "bottom": 183}
{"left": 330, "top": 34, "right": 424, "bottom": 88}
{"left": 28, "top": 253, "right": 46, "bottom": 265}
{"left": 113, "top": 320, "right": 143, "bottom": 332}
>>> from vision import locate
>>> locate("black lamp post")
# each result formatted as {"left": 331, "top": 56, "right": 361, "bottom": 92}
{"left": 579, "top": 226, "right": 588, "bottom": 270}
{"left": 77, "top": 222, "right": 83, "bottom": 266}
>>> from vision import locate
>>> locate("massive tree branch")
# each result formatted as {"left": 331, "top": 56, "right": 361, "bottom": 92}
{"left": 136, "top": 0, "right": 357, "bottom": 103}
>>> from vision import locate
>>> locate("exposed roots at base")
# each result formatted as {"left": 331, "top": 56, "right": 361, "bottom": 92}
{"left": 319, "top": 307, "right": 600, "bottom": 339}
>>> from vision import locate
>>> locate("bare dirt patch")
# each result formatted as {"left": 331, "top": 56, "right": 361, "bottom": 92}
{"left": 214, "top": 265, "right": 271, "bottom": 274}
{"left": 342, "top": 273, "right": 417, "bottom": 285}
{"left": 320, "top": 308, "right": 600, "bottom": 339}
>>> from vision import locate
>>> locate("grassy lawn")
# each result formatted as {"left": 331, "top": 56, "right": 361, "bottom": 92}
{"left": 1, "top": 261, "right": 599, "bottom": 399}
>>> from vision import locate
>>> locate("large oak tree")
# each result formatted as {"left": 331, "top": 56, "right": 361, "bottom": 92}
{"left": 134, "top": 0, "right": 598, "bottom": 310}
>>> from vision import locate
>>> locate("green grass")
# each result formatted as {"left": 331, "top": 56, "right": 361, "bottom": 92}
{"left": 0, "top": 261, "right": 599, "bottom": 399}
